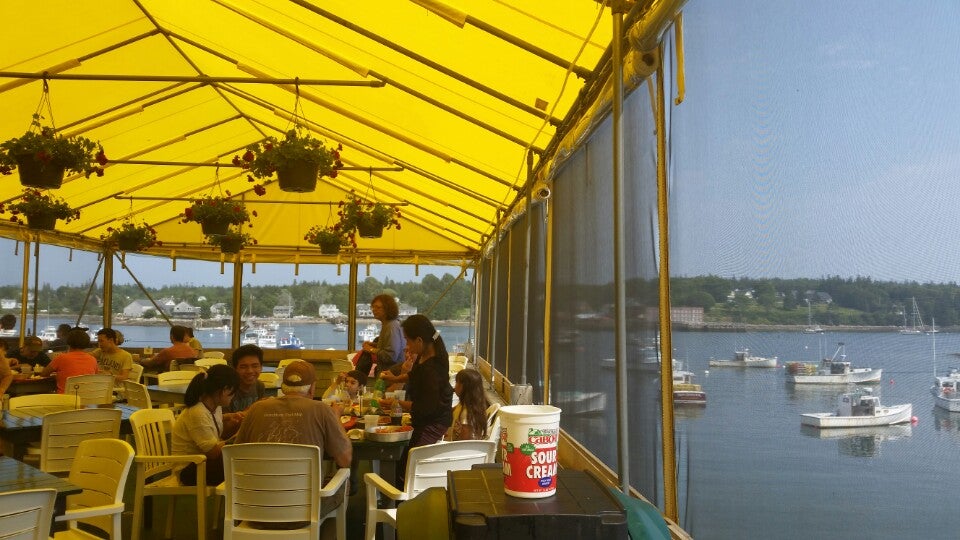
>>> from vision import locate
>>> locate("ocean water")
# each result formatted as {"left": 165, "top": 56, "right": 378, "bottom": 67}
{"left": 30, "top": 318, "right": 474, "bottom": 352}
{"left": 673, "top": 330, "right": 959, "bottom": 539}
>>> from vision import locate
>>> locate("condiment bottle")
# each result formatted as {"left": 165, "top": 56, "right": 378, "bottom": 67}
{"left": 391, "top": 400, "right": 403, "bottom": 426}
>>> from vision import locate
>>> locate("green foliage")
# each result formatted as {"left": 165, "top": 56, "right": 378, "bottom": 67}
{"left": 337, "top": 193, "right": 401, "bottom": 236}
{"left": 303, "top": 224, "right": 348, "bottom": 247}
{"left": 239, "top": 130, "right": 341, "bottom": 179}
{"left": 0, "top": 117, "right": 107, "bottom": 178}
{"left": 101, "top": 221, "right": 160, "bottom": 251}
{"left": 181, "top": 196, "right": 250, "bottom": 225}
{"left": 4, "top": 189, "right": 80, "bottom": 224}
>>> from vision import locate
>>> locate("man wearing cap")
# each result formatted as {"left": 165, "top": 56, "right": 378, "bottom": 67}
{"left": 235, "top": 360, "right": 352, "bottom": 468}
{"left": 7, "top": 336, "right": 52, "bottom": 369}
{"left": 91, "top": 328, "right": 133, "bottom": 384}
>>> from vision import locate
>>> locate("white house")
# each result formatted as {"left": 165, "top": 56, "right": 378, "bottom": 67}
{"left": 173, "top": 301, "right": 201, "bottom": 319}
{"left": 209, "top": 303, "right": 228, "bottom": 317}
{"left": 123, "top": 299, "right": 154, "bottom": 318}
{"left": 273, "top": 305, "right": 293, "bottom": 318}
{"left": 318, "top": 304, "right": 342, "bottom": 318}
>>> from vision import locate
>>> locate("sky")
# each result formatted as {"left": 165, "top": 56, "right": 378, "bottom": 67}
{"left": 670, "top": 1, "right": 960, "bottom": 283}
{"left": 0, "top": 240, "right": 464, "bottom": 288}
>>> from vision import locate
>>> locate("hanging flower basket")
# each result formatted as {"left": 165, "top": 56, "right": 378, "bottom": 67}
{"left": 25, "top": 212, "right": 58, "bottom": 231}
{"left": 357, "top": 218, "right": 384, "bottom": 239}
{"left": 206, "top": 231, "right": 256, "bottom": 254}
{"left": 200, "top": 218, "right": 231, "bottom": 236}
{"left": 276, "top": 159, "right": 320, "bottom": 193}
{"left": 14, "top": 154, "right": 66, "bottom": 189}
{"left": 337, "top": 193, "right": 401, "bottom": 243}
{"left": 101, "top": 221, "right": 160, "bottom": 252}
{"left": 236, "top": 130, "right": 343, "bottom": 193}
{"left": 0, "top": 118, "right": 107, "bottom": 187}
{"left": 1, "top": 189, "right": 80, "bottom": 230}
{"left": 304, "top": 224, "right": 347, "bottom": 255}
{"left": 181, "top": 195, "right": 251, "bottom": 235}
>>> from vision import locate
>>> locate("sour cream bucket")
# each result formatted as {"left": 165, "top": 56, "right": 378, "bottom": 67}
{"left": 499, "top": 405, "right": 562, "bottom": 498}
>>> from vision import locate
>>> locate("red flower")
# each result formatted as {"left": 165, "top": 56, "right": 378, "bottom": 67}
{"left": 232, "top": 156, "right": 242, "bottom": 166}
{"left": 184, "top": 207, "right": 194, "bottom": 219}
{"left": 329, "top": 170, "right": 338, "bottom": 178}
{"left": 337, "top": 143, "right": 343, "bottom": 151}
{"left": 95, "top": 167, "right": 104, "bottom": 177}
{"left": 242, "top": 150, "right": 255, "bottom": 162}
{"left": 264, "top": 143, "right": 273, "bottom": 151}
{"left": 251, "top": 210, "right": 258, "bottom": 217}
{"left": 35, "top": 150, "right": 50, "bottom": 162}
{"left": 247, "top": 174, "right": 255, "bottom": 182}
{"left": 9, "top": 217, "right": 17, "bottom": 222}
{"left": 253, "top": 184, "right": 267, "bottom": 196}
{"left": 0, "top": 165, "right": 12, "bottom": 175}
{"left": 95, "top": 149, "right": 108, "bottom": 166}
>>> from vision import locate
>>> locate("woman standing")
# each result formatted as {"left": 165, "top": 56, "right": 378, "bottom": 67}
{"left": 172, "top": 364, "right": 239, "bottom": 486}
{"left": 381, "top": 314, "right": 452, "bottom": 448}
{"left": 357, "top": 294, "right": 405, "bottom": 375}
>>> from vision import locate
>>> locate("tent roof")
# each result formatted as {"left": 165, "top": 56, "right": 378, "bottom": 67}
{"left": 0, "top": 0, "right": 612, "bottom": 264}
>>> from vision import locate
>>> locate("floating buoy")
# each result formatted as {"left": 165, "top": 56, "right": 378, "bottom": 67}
{"left": 911, "top": 416, "right": 919, "bottom": 424}
{"left": 889, "top": 379, "right": 895, "bottom": 385}
{"left": 704, "top": 370, "right": 710, "bottom": 376}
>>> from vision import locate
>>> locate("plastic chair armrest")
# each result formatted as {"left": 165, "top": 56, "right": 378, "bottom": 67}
{"left": 55, "top": 503, "right": 125, "bottom": 522}
{"left": 136, "top": 454, "right": 206, "bottom": 464}
{"left": 364, "top": 472, "right": 407, "bottom": 501}
{"left": 320, "top": 467, "right": 351, "bottom": 497}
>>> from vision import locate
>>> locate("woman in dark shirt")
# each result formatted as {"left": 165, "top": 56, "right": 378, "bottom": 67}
{"left": 381, "top": 314, "right": 452, "bottom": 448}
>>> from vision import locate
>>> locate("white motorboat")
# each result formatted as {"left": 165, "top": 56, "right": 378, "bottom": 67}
{"left": 39, "top": 326, "right": 58, "bottom": 342}
{"left": 358, "top": 324, "right": 379, "bottom": 342}
{"left": 931, "top": 369, "right": 960, "bottom": 412}
{"left": 672, "top": 367, "right": 706, "bottom": 405}
{"left": 708, "top": 349, "right": 777, "bottom": 368}
{"left": 333, "top": 322, "right": 347, "bottom": 332}
{"left": 277, "top": 331, "right": 304, "bottom": 350}
{"left": 788, "top": 343, "right": 882, "bottom": 384}
{"left": 800, "top": 389, "right": 912, "bottom": 428}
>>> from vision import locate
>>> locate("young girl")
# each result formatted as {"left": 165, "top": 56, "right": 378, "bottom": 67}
{"left": 172, "top": 364, "right": 239, "bottom": 486}
{"left": 450, "top": 369, "right": 490, "bottom": 441}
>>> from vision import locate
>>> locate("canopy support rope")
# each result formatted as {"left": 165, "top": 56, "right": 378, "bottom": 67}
{"left": 74, "top": 256, "right": 104, "bottom": 328}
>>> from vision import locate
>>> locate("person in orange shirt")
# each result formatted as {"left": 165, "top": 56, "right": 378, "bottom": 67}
{"left": 139, "top": 325, "right": 197, "bottom": 371}
{"left": 41, "top": 328, "right": 98, "bottom": 393}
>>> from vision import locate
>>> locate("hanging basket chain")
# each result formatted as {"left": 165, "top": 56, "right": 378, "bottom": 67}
{"left": 30, "top": 74, "right": 57, "bottom": 132}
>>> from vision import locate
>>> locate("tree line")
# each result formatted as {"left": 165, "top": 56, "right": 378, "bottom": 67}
{"left": 0, "top": 272, "right": 474, "bottom": 321}
{"left": 671, "top": 275, "right": 960, "bottom": 327}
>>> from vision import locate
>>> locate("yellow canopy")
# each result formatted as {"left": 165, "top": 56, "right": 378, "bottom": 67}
{"left": 0, "top": 0, "right": 611, "bottom": 264}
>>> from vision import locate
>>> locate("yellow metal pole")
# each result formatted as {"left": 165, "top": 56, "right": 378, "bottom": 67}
{"left": 19, "top": 240, "right": 30, "bottom": 347}
{"left": 656, "top": 44, "right": 679, "bottom": 523}
{"left": 102, "top": 250, "right": 114, "bottom": 327}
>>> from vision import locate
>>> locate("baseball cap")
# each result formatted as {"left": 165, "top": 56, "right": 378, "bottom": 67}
{"left": 282, "top": 360, "right": 316, "bottom": 386}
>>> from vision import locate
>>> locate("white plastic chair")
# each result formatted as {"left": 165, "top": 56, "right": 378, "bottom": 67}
{"left": 64, "top": 374, "right": 115, "bottom": 406}
{"left": 258, "top": 372, "right": 279, "bottom": 388}
{"left": 330, "top": 358, "right": 354, "bottom": 374}
{"left": 129, "top": 363, "right": 144, "bottom": 384}
{"left": 129, "top": 408, "right": 215, "bottom": 540}
{"left": 202, "top": 351, "right": 225, "bottom": 359}
{"left": 220, "top": 443, "right": 351, "bottom": 540}
{"left": 53, "top": 438, "right": 135, "bottom": 540}
{"left": 0, "top": 488, "right": 56, "bottom": 540}
{"left": 9, "top": 393, "right": 77, "bottom": 411}
{"left": 364, "top": 440, "right": 496, "bottom": 540}
{"left": 485, "top": 403, "right": 501, "bottom": 444}
{"left": 158, "top": 371, "right": 199, "bottom": 386}
{"left": 195, "top": 358, "right": 228, "bottom": 370}
{"left": 40, "top": 408, "right": 122, "bottom": 474}
{"left": 122, "top": 380, "right": 152, "bottom": 409}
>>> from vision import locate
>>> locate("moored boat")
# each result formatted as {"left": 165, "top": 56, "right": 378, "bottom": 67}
{"left": 673, "top": 367, "right": 706, "bottom": 405}
{"left": 277, "top": 331, "right": 305, "bottom": 349}
{"left": 708, "top": 349, "right": 777, "bottom": 368}
{"left": 358, "top": 324, "right": 379, "bottom": 342}
{"left": 788, "top": 343, "right": 881, "bottom": 384}
{"left": 800, "top": 389, "right": 912, "bottom": 428}
{"left": 931, "top": 369, "right": 960, "bottom": 412}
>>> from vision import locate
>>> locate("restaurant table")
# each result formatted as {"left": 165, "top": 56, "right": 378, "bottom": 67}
{"left": 146, "top": 383, "right": 280, "bottom": 406}
{"left": 7, "top": 375, "right": 56, "bottom": 397}
{"left": 0, "top": 403, "right": 137, "bottom": 460}
{"left": 0, "top": 456, "right": 82, "bottom": 532}
{"left": 447, "top": 467, "right": 628, "bottom": 540}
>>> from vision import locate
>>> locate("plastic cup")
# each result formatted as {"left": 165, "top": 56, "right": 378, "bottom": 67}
{"left": 364, "top": 414, "right": 380, "bottom": 427}
{"left": 499, "top": 405, "right": 562, "bottom": 498}
{"left": 395, "top": 390, "right": 406, "bottom": 401}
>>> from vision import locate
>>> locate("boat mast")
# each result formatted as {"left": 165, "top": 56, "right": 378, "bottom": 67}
{"left": 932, "top": 317, "right": 937, "bottom": 378}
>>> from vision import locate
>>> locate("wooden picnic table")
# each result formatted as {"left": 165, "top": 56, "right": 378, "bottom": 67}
{"left": 0, "top": 456, "right": 82, "bottom": 532}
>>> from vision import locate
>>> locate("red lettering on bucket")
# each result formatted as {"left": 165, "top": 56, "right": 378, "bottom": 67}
{"left": 503, "top": 444, "right": 557, "bottom": 494}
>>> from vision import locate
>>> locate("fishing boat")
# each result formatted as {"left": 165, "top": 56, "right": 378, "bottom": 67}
{"left": 708, "top": 349, "right": 777, "bottom": 368}
{"left": 931, "top": 371, "right": 960, "bottom": 412}
{"left": 787, "top": 343, "right": 882, "bottom": 384}
{"left": 277, "top": 331, "right": 305, "bottom": 350}
{"left": 800, "top": 389, "right": 912, "bottom": 428}
{"left": 332, "top": 322, "right": 347, "bottom": 332}
{"left": 899, "top": 297, "right": 925, "bottom": 334}
{"left": 673, "top": 366, "right": 706, "bottom": 405}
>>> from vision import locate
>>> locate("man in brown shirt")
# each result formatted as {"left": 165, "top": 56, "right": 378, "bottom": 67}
{"left": 234, "top": 360, "right": 352, "bottom": 468}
